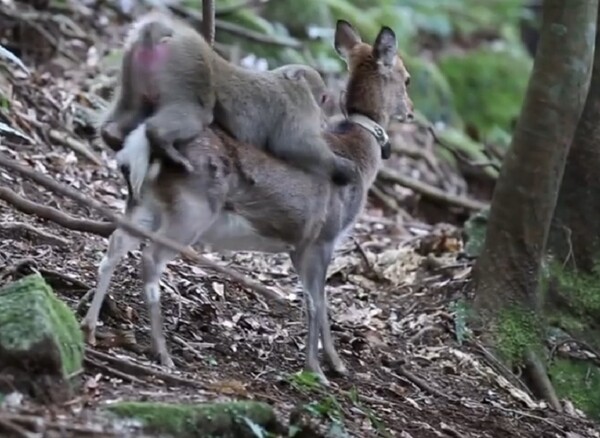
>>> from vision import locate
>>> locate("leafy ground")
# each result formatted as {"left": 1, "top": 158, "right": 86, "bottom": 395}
{"left": 0, "top": 1, "right": 599, "bottom": 437}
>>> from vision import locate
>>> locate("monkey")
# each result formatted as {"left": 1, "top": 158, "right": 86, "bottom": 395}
{"left": 98, "top": 11, "right": 215, "bottom": 172}
{"left": 101, "top": 10, "right": 356, "bottom": 185}
{"left": 270, "top": 64, "right": 333, "bottom": 129}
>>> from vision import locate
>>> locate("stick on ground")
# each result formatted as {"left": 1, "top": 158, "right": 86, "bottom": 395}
{"left": 0, "top": 153, "right": 286, "bottom": 303}
{"left": 0, "top": 187, "right": 114, "bottom": 237}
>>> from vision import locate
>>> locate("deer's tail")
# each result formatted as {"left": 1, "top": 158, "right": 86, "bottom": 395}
{"left": 115, "top": 123, "right": 161, "bottom": 200}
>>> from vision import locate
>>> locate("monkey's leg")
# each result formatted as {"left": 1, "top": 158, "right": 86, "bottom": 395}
{"left": 290, "top": 241, "right": 347, "bottom": 385}
{"left": 146, "top": 102, "right": 210, "bottom": 172}
{"left": 80, "top": 203, "right": 155, "bottom": 344}
{"left": 271, "top": 133, "right": 357, "bottom": 186}
{"left": 140, "top": 196, "right": 219, "bottom": 367}
{"left": 101, "top": 109, "right": 145, "bottom": 152}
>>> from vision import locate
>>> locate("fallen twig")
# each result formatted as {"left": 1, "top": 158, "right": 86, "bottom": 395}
{"left": 85, "top": 348, "right": 211, "bottom": 391}
{"left": 0, "top": 154, "right": 286, "bottom": 303}
{"left": 0, "top": 187, "right": 114, "bottom": 237}
{"left": 489, "top": 401, "right": 566, "bottom": 434}
{"left": 48, "top": 129, "right": 103, "bottom": 166}
{"left": 171, "top": 334, "right": 207, "bottom": 361}
{"left": 0, "top": 416, "right": 32, "bottom": 438}
{"left": 471, "top": 341, "right": 534, "bottom": 398}
{"left": 0, "top": 221, "right": 69, "bottom": 247}
{"left": 416, "top": 121, "right": 502, "bottom": 172}
{"left": 549, "top": 337, "right": 600, "bottom": 363}
{"left": 378, "top": 167, "right": 488, "bottom": 211}
{"left": 369, "top": 184, "right": 402, "bottom": 212}
{"left": 0, "top": 412, "right": 115, "bottom": 436}
{"left": 391, "top": 365, "right": 456, "bottom": 402}
{"left": 84, "top": 356, "right": 146, "bottom": 384}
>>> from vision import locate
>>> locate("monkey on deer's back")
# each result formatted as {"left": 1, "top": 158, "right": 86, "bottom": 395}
{"left": 99, "top": 9, "right": 357, "bottom": 186}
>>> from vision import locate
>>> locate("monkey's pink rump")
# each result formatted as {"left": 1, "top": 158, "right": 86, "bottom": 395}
{"left": 133, "top": 44, "right": 169, "bottom": 71}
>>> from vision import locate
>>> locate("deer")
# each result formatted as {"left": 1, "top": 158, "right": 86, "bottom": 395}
{"left": 80, "top": 19, "right": 414, "bottom": 385}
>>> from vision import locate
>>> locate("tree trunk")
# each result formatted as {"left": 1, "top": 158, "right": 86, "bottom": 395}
{"left": 549, "top": 12, "right": 600, "bottom": 273}
{"left": 471, "top": 0, "right": 596, "bottom": 334}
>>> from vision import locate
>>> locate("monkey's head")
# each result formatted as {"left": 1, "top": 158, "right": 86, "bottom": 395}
{"left": 277, "top": 64, "right": 334, "bottom": 110}
{"left": 334, "top": 20, "right": 414, "bottom": 127}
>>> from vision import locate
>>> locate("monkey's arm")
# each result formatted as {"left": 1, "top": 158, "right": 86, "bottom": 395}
{"left": 101, "top": 106, "right": 145, "bottom": 152}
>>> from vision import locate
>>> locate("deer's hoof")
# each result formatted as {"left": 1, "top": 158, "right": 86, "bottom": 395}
{"left": 80, "top": 321, "right": 97, "bottom": 346}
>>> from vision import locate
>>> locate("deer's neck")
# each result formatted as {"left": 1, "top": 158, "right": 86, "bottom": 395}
{"left": 328, "top": 113, "right": 387, "bottom": 188}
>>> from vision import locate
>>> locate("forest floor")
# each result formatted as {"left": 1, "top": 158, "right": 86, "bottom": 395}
{"left": 0, "top": 2, "right": 599, "bottom": 437}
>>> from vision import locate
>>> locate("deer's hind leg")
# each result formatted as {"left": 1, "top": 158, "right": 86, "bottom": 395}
{"left": 290, "top": 241, "right": 347, "bottom": 385}
{"left": 81, "top": 201, "right": 157, "bottom": 345}
{"left": 140, "top": 195, "right": 219, "bottom": 368}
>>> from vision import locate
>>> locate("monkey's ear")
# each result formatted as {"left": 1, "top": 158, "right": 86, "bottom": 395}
{"left": 334, "top": 20, "right": 361, "bottom": 62}
{"left": 281, "top": 66, "right": 306, "bottom": 81}
{"left": 373, "top": 26, "right": 397, "bottom": 69}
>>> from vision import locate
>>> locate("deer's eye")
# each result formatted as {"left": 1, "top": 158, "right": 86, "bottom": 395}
{"left": 405, "top": 77, "right": 411, "bottom": 86}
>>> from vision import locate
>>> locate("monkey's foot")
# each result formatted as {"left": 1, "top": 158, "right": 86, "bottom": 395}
{"left": 80, "top": 321, "right": 97, "bottom": 346}
{"left": 331, "top": 157, "right": 358, "bottom": 186}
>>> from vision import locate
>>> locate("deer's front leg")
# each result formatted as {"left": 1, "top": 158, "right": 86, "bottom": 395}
{"left": 81, "top": 203, "right": 154, "bottom": 344}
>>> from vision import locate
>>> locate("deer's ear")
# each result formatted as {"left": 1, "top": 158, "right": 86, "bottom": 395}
{"left": 334, "top": 20, "right": 362, "bottom": 62}
{"left": 373, "top": 26, "right": 397, "bottom": 69}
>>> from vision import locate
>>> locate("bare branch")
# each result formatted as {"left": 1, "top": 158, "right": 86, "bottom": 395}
{"left": 0, "top": 153, "right": 286, "bottom": 303}
{"left": 378, "top": 167, "right": 488, "bottom": 211}
{"left": 0, "top": 187, "right": 114, "bottom": 237}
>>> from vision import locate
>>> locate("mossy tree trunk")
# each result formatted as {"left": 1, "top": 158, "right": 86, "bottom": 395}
{"left": 471, "top": 0, "right": 597, "bottom": 406}
{"left": 545, "top": 9, "right": 600, "bottom": 358}
{"left": 549, "top": 11, "right": 600, "bottom": 274}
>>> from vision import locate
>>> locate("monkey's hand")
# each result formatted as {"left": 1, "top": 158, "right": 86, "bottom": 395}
{"left": 331, "top": 156, "right": 358, "bottom": 186}
{"left": 101, "top": 121, "right": 126, "bottom": 152}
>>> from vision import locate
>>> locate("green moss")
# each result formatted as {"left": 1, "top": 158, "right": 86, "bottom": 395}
{"left": 548, "top": 311, "right": 587, "bottom": 334}
{"left": 550, "top": 261, "right": 600, "bottom": 317}
{"left": 438, "top": 47, "right": 532, "bottom": 141}
{"left": 106, "top": 401, "right": 279, "bottom": 438}
{"left": 463, "top": 207, "right": 490, "bottom": 258}
{"left": 0, "top": 274, "right": 84, "bottom": 377}
{"left": 550, "top": 358, "right": 600, "bottom": 420}
{"left": 495, "top": 306, "right": 542, "bottom": 364}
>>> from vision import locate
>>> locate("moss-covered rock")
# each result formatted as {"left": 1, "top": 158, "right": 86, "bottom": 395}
{"left": 438, "top": 46, "right": 532, "bottom": 141}
{"left": 550, "top": 358, "right": 600, "bottom": 420}
{"left": 463, "top": 207, "right": 490, "bottom": 258}
{"left": 0, "top": 274, "right": 84, "bottom": 401}
{"left": 403, "top": 56, "right": 461, "bottom": 128}
{"left": 106, "top": 400, "right": 281, "bottom": 438}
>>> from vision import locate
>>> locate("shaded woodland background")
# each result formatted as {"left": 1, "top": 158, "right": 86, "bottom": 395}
{"left": 2, "top": 0, "right": 600, "bottom": 437}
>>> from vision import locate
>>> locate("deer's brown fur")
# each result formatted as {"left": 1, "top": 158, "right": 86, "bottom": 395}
{"left": 81, "top": 20, "right": 413, "bottom": 383}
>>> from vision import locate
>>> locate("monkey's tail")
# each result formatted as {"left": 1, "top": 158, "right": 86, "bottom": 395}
{"left": 115, "top": 123, "right": 154, "bottom": 200}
